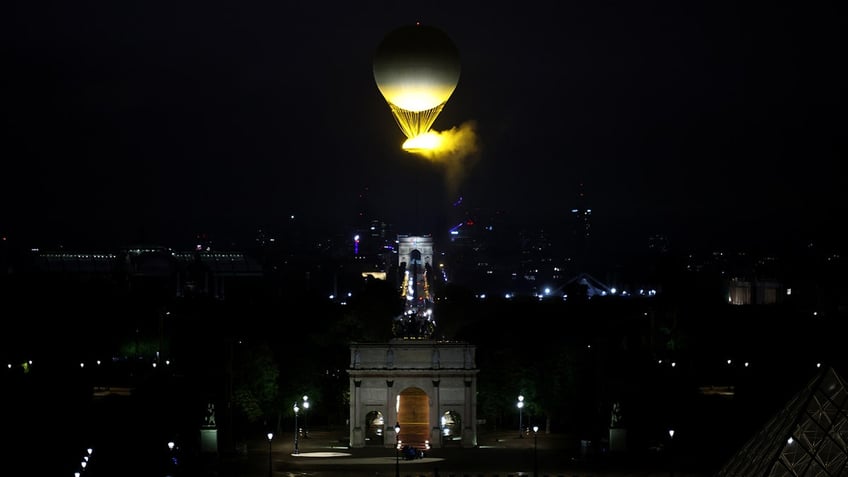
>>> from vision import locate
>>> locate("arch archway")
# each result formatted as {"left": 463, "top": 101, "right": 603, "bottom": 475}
{"left": 397, "top": 387, "right": 430, "bottom": 448}
{"left": 365, "top": 410, "right": 385, "bottom": 445}
{"left": 440, "top": 410, "right": 462, "bottom": 443}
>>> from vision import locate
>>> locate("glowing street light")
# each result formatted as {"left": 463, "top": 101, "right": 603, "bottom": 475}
{"left": 533, "top": 425, "right": 539, "bottom": 477}
{"left": 167, "top": 441, "right": 177, "bottom": 475}
{"left": 395, "top": 422, "right": 401, "bottom": 477}
{"left": 302, "top": 395, "right": 310, "bottom": 438}
{"left": 517, "top": 395, "right": 525, "bottom": 438}
{"left": 668, "top": 428, "right": 676, "bottom": 477}
{"left": 267, "top": 432, "right": 273, "bottom": 477}
{"left": 293, "top": 402, "right": 300, "bottom": 455}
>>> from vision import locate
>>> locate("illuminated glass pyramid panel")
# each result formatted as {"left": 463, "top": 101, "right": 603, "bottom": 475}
{"left": 717, "top": 366, "right": 848, "bottom": 477}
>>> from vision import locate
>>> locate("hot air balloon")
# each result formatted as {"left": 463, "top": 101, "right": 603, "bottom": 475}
{"left": 373, "top": 24, "right": 460, "bottom": 142}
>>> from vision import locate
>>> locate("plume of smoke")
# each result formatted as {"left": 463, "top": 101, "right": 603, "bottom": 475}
{"left": 409, "top": 120, "right": 481, "bottom": 199}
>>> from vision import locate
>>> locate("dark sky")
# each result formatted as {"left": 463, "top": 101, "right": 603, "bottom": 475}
{"left": 3, "top": 1, "right": 844, "bottom": 253}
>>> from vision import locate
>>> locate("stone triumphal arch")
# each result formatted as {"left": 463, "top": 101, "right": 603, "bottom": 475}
{"left": 348, "top": 340, "right": 478, "bottom": 449}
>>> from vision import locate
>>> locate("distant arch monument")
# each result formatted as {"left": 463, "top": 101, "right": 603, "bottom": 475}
{"left": 347, "top": 235, "right": 479, "bottom": 449}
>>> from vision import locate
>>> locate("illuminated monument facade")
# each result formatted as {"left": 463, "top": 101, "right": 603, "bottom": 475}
{"left": 348, "top": 235, "right": 479, "bottom": 449}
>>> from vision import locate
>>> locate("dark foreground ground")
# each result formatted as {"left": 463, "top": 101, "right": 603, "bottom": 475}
{"left": 54, "top": 425, "right": 715, "bottom": 477}
{"left": 8, "top": 372, "right": 735, "bottom": 477}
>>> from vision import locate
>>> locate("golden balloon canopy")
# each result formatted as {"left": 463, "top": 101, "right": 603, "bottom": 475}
{"left": 373, "top": 24, "right": 461, "bottom": 140}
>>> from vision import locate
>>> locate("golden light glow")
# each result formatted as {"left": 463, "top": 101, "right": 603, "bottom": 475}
{"left": 402, "top": 132, "right": 442, "bottom": 151}
{"left": 361, "top": 271, "right": 387, "bottom": 280}
{"left": 389, "top": 102, "right": 446, "bottom": 139}
{"left": 402, "top": 122, "right": 478, "bottom": 162}
{"left": 378, "top": 83, "right": 455, "bottom": 113}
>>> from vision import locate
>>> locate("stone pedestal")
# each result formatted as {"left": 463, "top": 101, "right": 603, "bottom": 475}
{"left": 352, "top": 426, "right": 363, "bottom": 447}
{"left": 431, "top": 427, "right": 442, "bottom": 448}
{"left": 200, "top": 427, "right": 218, "bottom": 454}
{"left": 609, "top": 428, "right": 627, "bottom": 452}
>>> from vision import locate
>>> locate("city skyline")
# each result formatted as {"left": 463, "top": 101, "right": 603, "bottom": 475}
{"left": 4, "top": 2, "right": 844, "bottom": 254}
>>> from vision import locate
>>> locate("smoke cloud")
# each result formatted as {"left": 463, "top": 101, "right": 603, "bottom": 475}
{"left": 408, "top": 120, "right": 481, "bottom": 199}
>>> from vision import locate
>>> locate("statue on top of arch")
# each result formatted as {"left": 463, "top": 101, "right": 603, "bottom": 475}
{"left": 393, "top": 310, "right": 436, "bottom": 339}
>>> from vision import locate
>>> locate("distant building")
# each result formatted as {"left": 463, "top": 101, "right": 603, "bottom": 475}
{"left": 726, "top": 277, "right": 783, "bottom": 305}
{"left": 26, "top": 245, "right": 263, "bottom": 300}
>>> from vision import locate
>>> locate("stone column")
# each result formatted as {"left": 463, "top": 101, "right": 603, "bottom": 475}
{"left": 430, "top": 379, "right": 441, "bottom": 448}
{"left": 351, "top": 379, "right": 363, "bottom": 447}
{"left": 386, "top": 379, "right": 396, "bottom": 448}
{"left": 463, "top": 379, "right": 474, "bottom": 447}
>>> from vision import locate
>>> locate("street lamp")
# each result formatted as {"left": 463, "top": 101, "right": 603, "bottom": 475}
{"left": 517, "top": 395, "right": 525, "bottom": 438}
{"left": 533, "top": 425, "right": 539, "bottom": 477}
{"left": 266, "top": 432, "right": 273, "bottom": 477}
{"left": 167, "top": 441, "right": 177, "bottom": 476}
{"left": 293, "top": 402, "right": 300, "bottom": 455}
{"left": 302, "top": 395, "right": 310, "bottom": 438}
{"left": 668, "top": 428, "right": 675, "bottom": 477}
{"left": 394, "top": 422, "right": 401, "bottom": 477}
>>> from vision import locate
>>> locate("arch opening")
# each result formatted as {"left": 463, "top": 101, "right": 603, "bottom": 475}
{"left": 441, "top": 410, "right": 462, "bottom": 441}
{"left": 397, "top": 387, "right": 430, "bottom": 449}
{"left": 365, "top": 410, "right": 385, "bottom": 445}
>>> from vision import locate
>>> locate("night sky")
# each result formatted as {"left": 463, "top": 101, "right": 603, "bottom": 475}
{"left": 4, "top": 1, "right": 844, "bottom": 253}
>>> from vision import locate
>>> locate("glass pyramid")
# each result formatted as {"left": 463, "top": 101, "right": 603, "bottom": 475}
{"left": 716, "top": 365, "right": 848, "bottom": 477}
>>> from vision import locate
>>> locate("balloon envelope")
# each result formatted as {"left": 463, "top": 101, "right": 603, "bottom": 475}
{"left": 373, "top": 24, "right": 460, "bottom": 138}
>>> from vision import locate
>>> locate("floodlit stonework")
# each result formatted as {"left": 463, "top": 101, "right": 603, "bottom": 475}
{"left": 348, "top": 339, "right": 478, "bottom": 449}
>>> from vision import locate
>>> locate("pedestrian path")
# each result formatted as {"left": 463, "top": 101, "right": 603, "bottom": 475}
{"left": 229, "top": 427, "right": 713, "bottom": 477}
